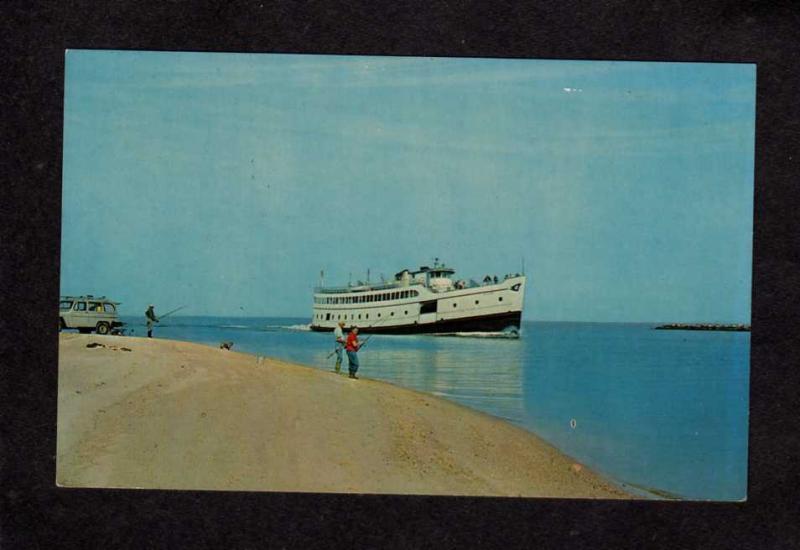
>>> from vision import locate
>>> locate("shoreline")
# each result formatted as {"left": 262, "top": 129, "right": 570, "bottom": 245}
{"left": 57, "top": 333, "right": 632, "bottom": 498}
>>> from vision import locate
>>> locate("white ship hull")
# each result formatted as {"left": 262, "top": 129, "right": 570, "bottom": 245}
{"left": 310, "top": 275, "right": 526, "bottom": 334}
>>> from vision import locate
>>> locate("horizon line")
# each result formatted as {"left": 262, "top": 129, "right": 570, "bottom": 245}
{"left": 117, "top": 314, "right": 751, "bottom": 325}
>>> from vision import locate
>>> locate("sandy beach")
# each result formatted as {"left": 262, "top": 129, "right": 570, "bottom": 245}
{"left": 56, "top": 333, "right": 630, "bottom": 497}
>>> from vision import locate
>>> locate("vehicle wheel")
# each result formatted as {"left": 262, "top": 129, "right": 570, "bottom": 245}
{"left": 96, "top": 322, "right": 110, "bottom": 335}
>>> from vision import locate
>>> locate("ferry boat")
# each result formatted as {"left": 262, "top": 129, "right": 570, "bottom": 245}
{"left": 310, "top": 260, "right": 526, "bottom": 334}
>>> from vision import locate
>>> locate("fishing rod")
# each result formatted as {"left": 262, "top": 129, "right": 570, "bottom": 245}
{"left": 357, "top": 334, "right": 375, "bottom": 350}
{"left": 325, "top": 314, "right": 387, "bottom": 358}
{"left": 351, "top": 315, "right": 389, "bottom": 350}
{"left": 158, "top": 305, "right": 187, "bottom": 320}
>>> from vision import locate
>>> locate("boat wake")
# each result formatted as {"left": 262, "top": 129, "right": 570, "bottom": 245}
{"left": 285, "top": 323, "right": 312, "bottom": 331}
{"left": 262, "top": 324, "right": 312, "bottom": 332}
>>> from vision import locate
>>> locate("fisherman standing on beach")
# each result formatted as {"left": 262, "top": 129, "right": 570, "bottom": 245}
{"left": 333, "top": 320, "right": 346, "bottom": 373}
{"left": 345, "top": 326, "right": 363, "bottom": 379}
{"left": 145, "top": 304, "right": 159, "bottom": 338}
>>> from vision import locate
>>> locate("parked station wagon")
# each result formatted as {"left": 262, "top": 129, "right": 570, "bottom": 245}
{"left": 59, "top": 295, "right": 124, "bottom": 334}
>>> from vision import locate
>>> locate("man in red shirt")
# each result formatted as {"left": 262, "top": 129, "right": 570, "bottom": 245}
{"left": 345, "top": 326, "right": 363, "bottom": 379}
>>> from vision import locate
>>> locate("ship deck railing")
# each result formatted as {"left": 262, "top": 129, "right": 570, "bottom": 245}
{"left": 314, "top": 280, "right": 426, "bottom": 294}
{"left": 314, "top": 277, "right": 505, "bottom": 294}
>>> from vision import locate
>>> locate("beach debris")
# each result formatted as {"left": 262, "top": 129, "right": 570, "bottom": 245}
{"left": 571, "top": 463, "right": 583, "bottom": 473}
{"left": 86, "top": 342, "right": 132, "bottom": 352}
{"left": 570, "top": 418, "right": 577, "bottom": 429}
{"left": 220, "top": 341, "right": 234, "bottom": 350}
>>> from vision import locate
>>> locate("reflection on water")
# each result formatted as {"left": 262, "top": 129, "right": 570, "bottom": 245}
{"left": 116, "top": 316, "right": 749, "bottom": 500}
{"left": 292, "top": 331, "right": 526, "bottom": 424}
{"left": 365, "top": 337, "right": 525, "bottom": 423}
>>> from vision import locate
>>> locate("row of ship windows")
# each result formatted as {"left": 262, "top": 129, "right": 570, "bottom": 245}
{"left": 314, "top": 296, "right": 505, "bottom": 321}
{"left": 314, "top": 289, "right": 420, "bottom": 305}
{"left": 315, "top": 310, "right": 410, "bottom": 321}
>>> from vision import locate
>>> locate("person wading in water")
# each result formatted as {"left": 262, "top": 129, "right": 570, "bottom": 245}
{"left": 345, "top": 326, "right": 364, "bottom": 379}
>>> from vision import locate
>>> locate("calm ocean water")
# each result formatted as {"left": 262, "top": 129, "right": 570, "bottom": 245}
{"left": 117, "top": 315, "right": 749, "bottom": 500}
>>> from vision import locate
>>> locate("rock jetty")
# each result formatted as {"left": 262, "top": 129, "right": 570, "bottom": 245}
{"left": 654, "top": 323, "right": 750, "bottom": 332}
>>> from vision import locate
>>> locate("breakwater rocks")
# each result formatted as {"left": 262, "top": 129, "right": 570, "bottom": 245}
{"left": 654, "top": 323, "right": 750, "bottom": 332}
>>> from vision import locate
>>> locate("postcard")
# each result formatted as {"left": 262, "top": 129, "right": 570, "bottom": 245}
{"left": 58, "top": 51, "right": 754, "bottom": 500}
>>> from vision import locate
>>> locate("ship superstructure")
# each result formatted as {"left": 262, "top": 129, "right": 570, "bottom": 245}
{"left": 310, "top": 260, "right": 526, "bottom": 334}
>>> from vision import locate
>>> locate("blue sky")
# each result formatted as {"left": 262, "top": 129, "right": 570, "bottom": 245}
{"left": 61, "top": 51, "right": 755, "bottom": 322}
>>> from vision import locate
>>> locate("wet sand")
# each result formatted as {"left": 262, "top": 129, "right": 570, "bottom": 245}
{"left": 57, "top": 334, "right": 631, "bottom": 497}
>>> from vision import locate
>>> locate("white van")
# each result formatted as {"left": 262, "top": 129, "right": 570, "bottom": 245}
{"left": 59, "top": 295, "right": 124, "bottom": 334}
